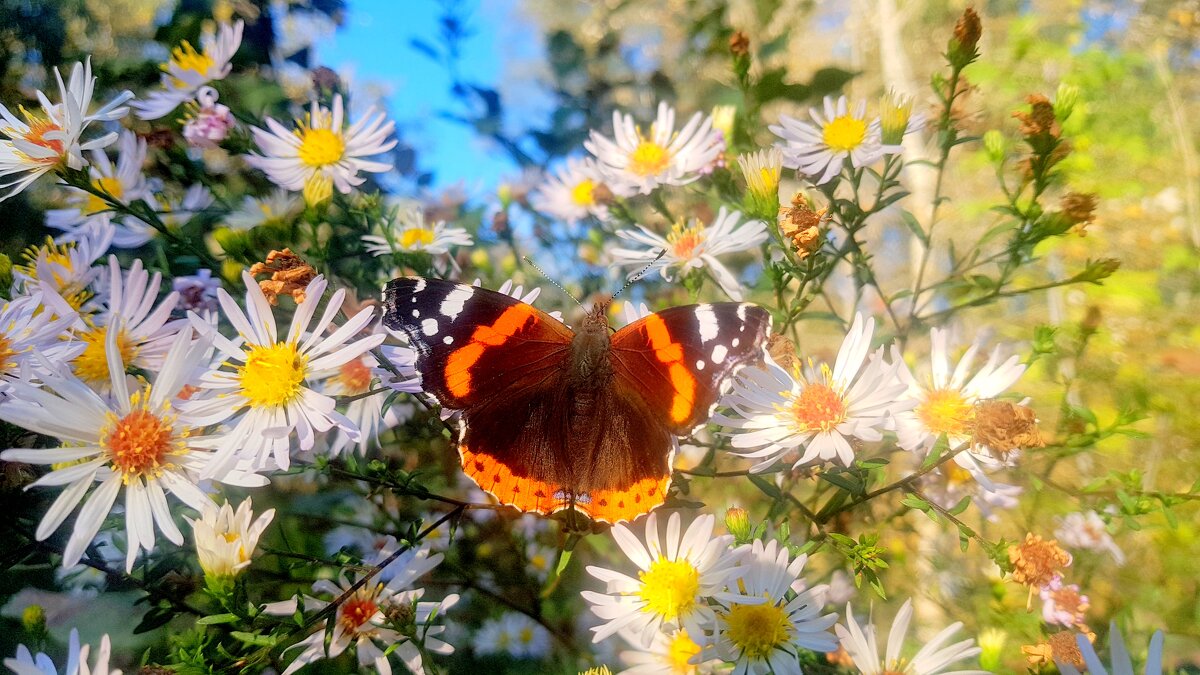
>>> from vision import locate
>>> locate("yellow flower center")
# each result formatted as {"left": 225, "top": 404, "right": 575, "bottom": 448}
{"left": 297, "top": 127, "right": 345, "bottom": 168}
{"left": 637, "top": 558, "right": 700, "bottom": 621}
{"left": 917, "top": 388, "right": 973, "bottom": 437}
{"left": 334, "top": 356, "right": 372, "bottom": 394}
{"left": 85, "top": 176, "right": 125, "bottom": 215}
{"left": 944, "top": 461, "right": 974, "bottom": 486}
{"left": 667, "top": 629, "right": 701, "bottom": 674}
{"left": 400, "top": 227, "right": 435, "bottom": 250}
{"left": 792, "top": 381, "right": 847, "bottom": 433}
{"left": 0, "top": 334, "right": 15, "bottom": 375}
{"left": 100, "top": 392, "right": 183, "bottom": 480}
{"left": 74, "top": 326, "right": 137, "bottom": 383}
{"left": 238, "top": 342, "right": 307, "bottom": 408}
{"left": 166, "top": 41, "right": 215, "bottom": 86}
{"left": 724, "top": 600, "right": 790, "bottom": 661}
{"left": 17, "top": 239, "right": 93, "bottom": 311}
{"left": 339, "top": 587, "right": 380, "bottom": 633}
{"left": 570, "top": 178, "right": 597, "bottom": 206}
{"left": 822, "top": 115, "right": 868, "bottom": 152}
{"left": 518, "top": 627, "right": 535, "bottom": 644}
{"left": 667, "top": 222, "right": 704, "bottom": 260}
{"left": 629, "top": 139, "right": 671, "bottom": 177}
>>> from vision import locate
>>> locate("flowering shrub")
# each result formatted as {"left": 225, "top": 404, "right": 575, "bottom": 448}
{"left": 0, "top": 3, "right": 1191, "bottom": 675}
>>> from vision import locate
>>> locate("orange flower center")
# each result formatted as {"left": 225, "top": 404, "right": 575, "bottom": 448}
{"left": 103, "top": 408, "right": 174, "bottom": 478}
{"left": 0, "top": 335, "right": 15, "bottom": 375}
{"left": 339, "top": 591, "right": 380, "bottom": 633}
{"left": 13, "top": 111, "right": 65, "bottom": 160}
{"left": 334, "top": 357, "right": 373, "bottom": 395}
{"left": 917, "top": 388, "right": 973, "bottom": 437}
{"left": 667, "top": 222, "right": 704, "bottom": 260}
{"left": 792, "top": 382, "right": 847, "bottom": 433}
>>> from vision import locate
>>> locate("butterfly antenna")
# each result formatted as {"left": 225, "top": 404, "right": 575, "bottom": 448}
{"left": 611, "top": 249, "right": 666, "bottom": 302}
{"left": 521, "top": 256, "right": 584, "bottom": 308}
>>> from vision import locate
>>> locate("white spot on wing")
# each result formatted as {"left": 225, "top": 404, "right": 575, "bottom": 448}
{"left": 696, "top": 304, "right": 719, "bottom": 343}
{"left": 737, "top": 304, "right": 748, "bottom": 321}
{"left": 732, "top": 338, "right": 740, "bottom": 348}
{"left": 711, "top": 344, "right": 728, "bottom": 364}
{"left": 440, "top": 287, "right": 473, "bottom": 321}
{"left": 413, "top": 278, "right": 426, "bottom": 293}
{"left": 443, "top": 335, "right": 454, "bottom": 345}
{"left": 412, "top": 309, "right": 420, "bottom": 318}
{"left": 421, "top": 318, "right": 439, "bottom": 336}
{"left": 696, "top": 360, "right": 705, "bottom": 370}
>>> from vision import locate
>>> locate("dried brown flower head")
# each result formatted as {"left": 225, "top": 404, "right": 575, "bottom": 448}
{"left": 780, "top": 192, "right": 826, "bottom": 259}
{"left": 1021, "top": 631, "right": 1088, "bottom": 669}
{"left": 1061, "top": 192, "right": 1099, "bottom": 235}
{"left": 766, "top": 333, "right": 798, "bottom": 372}
{"left": 729, "top": 30, "right": 750, "bottom": 58}
{"left": 953, "top": 7, "right": 982, "bottom": 53}
{"left": 1014, "top": 94, "right": 1060, "bottom": 139}
{"left": 249, "top": 248, "right": 317, "bottom": 305}
{"left": 1008, "top": 533, "right": 1072, "bottom": 587}
{"left": 970, "top": 400, "right": 1044, "bottom": 458}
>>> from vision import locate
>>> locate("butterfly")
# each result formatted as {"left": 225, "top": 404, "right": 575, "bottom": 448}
{"left": 382, "top": 277, "right": 771, "bottom": 523}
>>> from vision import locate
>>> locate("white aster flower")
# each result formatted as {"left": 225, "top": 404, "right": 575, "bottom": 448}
{"left": 108, "top": 184, "right": 215, "bottom": 248}
{"left": 225, "top": 189, "right": 302, "bottom": 231}
{"left": 4, "top": 628, "right": 119, "bottom": 675}
{"left": 586, "top": 102, "right": 723, "bottom": 195}
{"left": 70, "top": 256, "right": 185, "bottom": 387}
{"left": 526, "top": 542, "right": 558, "bottom": 583}
{"left": 836, "top": 599, "right": 987, "bottom": 675}
{"left": 711, "top": 539, "right": 838, "bottom": 675}
{"left": 878, "top": 90, "right": 927, "bottom": 149}
{"left": 0, "top": 289, "right": 81, "bottom": 386}
{"left": 265, "top": 546, "right": 457, "bottom": 675}
{"left": 133, "top": 21, "right": 244, "bottom": 120}
{"left": 324, "top": 351, "right": 405, "bottom": 457}
{"left": 1056, "top": 622, "right": 1164, "bottom": 675}
{"left": 190, "top": 497, "right": 275, "bottom": 580}
{"left": 0, "top": 60, "right": 133, "bottom": 201}
{"left": 362, "top": 202, "right": 472, "bottom": 256}
{"left": 718, "top": 314, "right": 911, "bottom": 470}
{"left": 619, "top": 627, "right": 715, "bottom": 675}
{"left": 770, "top": 96, "right": 884, "bottom": 185}
{"left": 45, "top": 131, "right": 150, "bottom": 242}
{"left": 893, "top": 327, "right": 1026, "bottom": 473}
{"left": 476, "top": 612, "right": 553, "bottom": 660}
{"left": 611, "top": 207, "right": 767, "bottom": 301}
{"left": 173, "top": 269, "right": 221, "bottom": 314}
{"left": 919, "top": 461, "right": 1021, "bottom": 523}
{"left": 181, "top": 272, "right": 385, "bottom": 476}
{"left": 1054, "top": 510, "right": 1125, "bottom": 565}
{"left": 583, "top": 511, "right": 745, "bottom": 647}
{"left": 12, "top": 231, "right": 112, "bottom": 312}
{"left": 0, "top": 327, "right": 264, "bottom": 571}
{"left": 244, "top": 94, "right": 396, "bottom": 206}
{"left": 529, "top": 157, "right": 626, "bottom": 224}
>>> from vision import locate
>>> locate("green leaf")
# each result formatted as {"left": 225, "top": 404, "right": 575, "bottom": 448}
{"left": 749, "top": 474, "right": 783, "bottom": 500}
{"left": 899, "top": 210, "right": 929, "bottom": 246}
{"left": 819, "top": 471, "right": 864, "bottom": 494}
{"left": 230, "top": 631, "right": 278, "bottom": 647}
{"left": 196, "top": 613, "right": 240, "bottom": 626}
{"left": 901, "top": 496, "right": 931, "bottom": 512}
{"left": 948, "top": 496, "right": 973, "bottom": 515}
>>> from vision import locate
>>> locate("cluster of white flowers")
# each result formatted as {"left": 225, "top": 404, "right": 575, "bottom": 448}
{"left": 583, "top": 511, "right": 986, "bottom": 674}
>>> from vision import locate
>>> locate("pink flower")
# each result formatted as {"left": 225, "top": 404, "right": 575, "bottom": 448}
{"left": 1039, "top": 574, "right": 1089, "bottom": 627}
{"left": 183, "top": 87, "right": 235, "bottom": 148}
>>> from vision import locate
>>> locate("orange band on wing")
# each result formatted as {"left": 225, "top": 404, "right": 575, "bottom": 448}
{"left": 459, "top": 443, "right": 670, "bottom": 524}
{"left": 643, "top": 313, "right": 697, "bottom": 424}
{"left": 444, "top": 304, "right": 535, "bottom": 397}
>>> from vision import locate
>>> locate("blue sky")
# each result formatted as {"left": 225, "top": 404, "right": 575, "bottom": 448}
{"left": 320, "top": 0, "right": 523, "bottom": 191}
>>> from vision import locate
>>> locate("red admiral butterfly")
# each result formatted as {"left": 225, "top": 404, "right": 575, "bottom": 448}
{"left": 382, "top": 277, "right": 771, "bottom": 523}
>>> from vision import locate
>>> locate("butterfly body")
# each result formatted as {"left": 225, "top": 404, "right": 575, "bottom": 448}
{"left": 382, "top": 277, "right": 771, "bottom": 523}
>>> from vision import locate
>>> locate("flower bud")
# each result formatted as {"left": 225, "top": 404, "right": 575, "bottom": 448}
{"left": 21, "top": 604, "right": 46, "bottom": 638}
{"left": 947, "top": 7, "right": 982, "bottom": 68}
{"left": 878, "top": 90, "right": 915, "bottom": 145}
{"left": 192, "top": 498, "right": 275, "bottom": 589}
{"left": 711, "top": 105, "right": 736, "bottom": 142}
{"left": 724, "top": 506, "right": 752, "bottom": 543}
{"left": 1054, "top": 83, "right": 1079, "bottom": 121}
{"left": 977, "top": 628, "right": 1007, "bottom": 672}
{"left": 982, "top": 129, "right": 1006, "bottom": 163}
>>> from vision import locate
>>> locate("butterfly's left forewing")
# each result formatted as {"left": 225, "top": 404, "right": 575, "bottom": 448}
{"left": 609, "top": 303, "right": 772, "bottom": 436}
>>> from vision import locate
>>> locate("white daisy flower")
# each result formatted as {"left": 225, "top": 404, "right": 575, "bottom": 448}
{"left": 711, "top": 539, "right": 838, "bottom": 675}
{"left": 878, "top": 90, "right": 927, "bottom": 149}
{"left": 12, "top": 231, "right": 112, "bottom": 312}
{"left": 529, "top": 157, "right": 626, "bottom": 224}
{"left": 837, "top": 599, "right": 986, "bottom": 674}
{"left": 0, "top": 288, "right": 82, "bottom": 386}
{"left": 0, "top": 59, "right": 133, "bottom": 201}
{"left": 611, "top": 207, "right": 767, "bottom": 301}
{"left": 181, "top": 272, "right": 385, "bottom": 476}
{"left": 4, "top": 627, "right": 119, "bottom": 675}
{"left": 1055, "top": 622, "right": 1164, "bottom": 675}
{"left": 225, "top": 189, "right": 302, "bottom": 231}
{"left": 108, "top": 184, "right": 215, "bottom": 248}
{"left": 45, "top": 131, "right": 150, "bottom": 242}
{"left": 718, "top": 314, "right": 911, "bottom": 470}
{"left": 769, "top": 96, "right": 884, "bottom": 185}
{"left": 893, "top": 327, "right": 1026, "bottom": 473}
{"left": 583, "top": 511, "right": 746, "bottom": 647}
{"left": 265, "top": 546, "right": 458, "bottom": 675}
{"left": 244, "top": 94, "right": 396, "bottom": 206}
{"left": 362, "top": 202, "right": 472, "bottom": 256}
{"left": 133, "top": 21, "right": 244, "bottom": 120}
{"left": 1054, "top": 511, "right": 1125, "bottom": 565}
{"left": 324, "top": 351, "right": 406, "bottom": 457}
{"left": 618, "top": 627, "right": 715, "bottom": 674}
{"left": 476, "top": 612, "right": 553, "bottom": 659}
{"left": 70, "top": 256, "right": 185, "bottom": 387}
{"left": 189, "top": 497, "right": 275, "bottom": 581}
{"left": 0, "top": 326, "right": 265, "bottom": 572}
{"left": 526, "top": 542, "right": 558, "bottom": 583}
{"left": 585, "top": 102, "right": 723, "bottom": 195}
{"left": 919, "top": 461, "right": 1021, "bottom": 523}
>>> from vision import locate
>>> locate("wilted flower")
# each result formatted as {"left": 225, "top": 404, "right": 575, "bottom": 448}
{"left": 778, "top": 192, "right": 825, "bottom": 260}
{"left": 249, "top": 248, "right": 318, "bottom": 305}
{"left": 1039, "top": 574, "right": 1089, "bottom": 628}
{"left": 968, "top": 400, "right": 1044, "bottom": 458}
{"left": 1008, "top": 534, "right": 1072, "bottom": 588}
{"left": 182, "top": 87, "right": 236, "bottom": 149}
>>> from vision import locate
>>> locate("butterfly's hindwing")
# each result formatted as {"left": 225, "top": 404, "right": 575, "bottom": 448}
{"left": 610, "top": 303, "right": 772, "bottom": 436}
{"left": 382, "top": 277, "right": 574, "bottom": 409}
